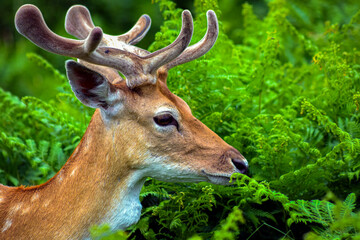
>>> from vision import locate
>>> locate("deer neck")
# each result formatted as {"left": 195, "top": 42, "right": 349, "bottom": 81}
{"left": 59, "top": 109, "right": 147, "bottom": 230}
{"left": 1, "top": 110, "right": 146, "bottom": 239}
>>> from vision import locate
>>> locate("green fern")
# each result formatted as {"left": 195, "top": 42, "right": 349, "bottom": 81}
{"left": 287, "top": 199, "right": 335, "bottom": 227}
{"left": 339, "top": 193, "right": 356, "bottom": 219}
{"left": 288, "top": 193, "right": 360, "bottom": 239}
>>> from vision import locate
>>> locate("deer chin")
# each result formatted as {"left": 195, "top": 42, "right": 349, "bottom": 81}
{"left": 201, "top": 170, "right": 234, "bottom": 185}
{"left": 140, "top": 153, "right": 209, "bottom": 183}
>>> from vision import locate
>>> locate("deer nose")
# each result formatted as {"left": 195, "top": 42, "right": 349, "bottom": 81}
{"left": 231, "top": 157, "right": 248, "bottom": 174}
{"left": 223, "top": 147, "right": 249, "bottom": 174}
{"left": 225, "top": 148, "right": 248, "bottom": 174}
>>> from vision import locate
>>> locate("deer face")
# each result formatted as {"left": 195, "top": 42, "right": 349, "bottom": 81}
{"left": 146, "top": 87, "right": 248, "bottom": 184}
{"left": 66, "top": 63, "right": 248, "bottom": 185}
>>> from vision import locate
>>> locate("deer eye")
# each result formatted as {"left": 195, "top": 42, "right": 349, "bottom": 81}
{"left": 154, "top": 113, "right": 179, "bottom": 129}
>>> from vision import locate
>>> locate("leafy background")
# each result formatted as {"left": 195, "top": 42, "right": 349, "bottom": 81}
{"left": 1, "top": 0, "right": 360, "bottom": 239}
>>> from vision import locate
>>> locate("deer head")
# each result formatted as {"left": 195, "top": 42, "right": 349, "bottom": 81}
{"left": 15, "top": 4, "right": 248, "bottom": 183}
{"left": 0, "top": 4, "right": 248, "bottom": 239}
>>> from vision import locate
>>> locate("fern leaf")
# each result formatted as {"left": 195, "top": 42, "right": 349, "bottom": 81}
{"left": 339, "top": 193, "right": 356, "bottom": 219}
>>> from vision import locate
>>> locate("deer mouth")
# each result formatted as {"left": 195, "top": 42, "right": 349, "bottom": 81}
{"left": 201, "top": 170, "right": 233, "bottom": 185}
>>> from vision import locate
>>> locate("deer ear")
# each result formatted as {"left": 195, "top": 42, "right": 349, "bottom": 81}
{"left": 65, "top": 60, "right": 121, "bottom": 111}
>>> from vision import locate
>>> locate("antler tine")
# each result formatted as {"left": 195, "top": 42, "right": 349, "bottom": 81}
{"left": 65, "top": 5, "right": 151, "bottom": 46}
{"left": 117, "top": 14, "right": 151, "bottom": 45}
{"left": 164, "top": 10, "right": 219, "bottom": 70}
{"left": 143, "top": 10, "right": 193, "bottom": 74}
{"left": 65, "top": 5, "right": 95, "bottom": 39}
{"left": 15, "top": 4, "right": 102, "bottom": 58}
{"left": 84, "top": 28, "right": 103, "bottom": 54}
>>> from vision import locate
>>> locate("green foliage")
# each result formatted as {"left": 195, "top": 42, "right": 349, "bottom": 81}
{"left": 90, "top": 224, "right": 128, "bottom": 240}
{"left": 125, "top": 174, "right": 290, "bottom": 239}
{"left": 0, "top": 54, "right": 92, "bottom": 185}
{"left": 211, "top": 206, "right": 245, "bottom": 240}
{"left": 1, "top": 0, "right": 360, "bottom": 239}
{"left": 288, "top": 193, "right": 360, "bottom": 239}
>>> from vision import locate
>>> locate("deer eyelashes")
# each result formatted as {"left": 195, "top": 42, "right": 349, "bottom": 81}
{"left": 154, "top": 113, "right": 179, "bottom": 130}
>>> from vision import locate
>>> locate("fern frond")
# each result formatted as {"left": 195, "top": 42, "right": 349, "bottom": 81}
{"left": 286, "top": 199, "right": 335, "bottom": 227}
{"left": 339, "top": 193, "right": 356, "bottom": 219}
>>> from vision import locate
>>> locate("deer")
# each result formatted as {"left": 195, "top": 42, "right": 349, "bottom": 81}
{"left": 0, "top": 4, "right": 248, "bottom": 239}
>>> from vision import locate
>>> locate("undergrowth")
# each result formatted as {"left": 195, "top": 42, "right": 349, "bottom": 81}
{"left": 1, "top": 0, "right": 360, "bottom": 239}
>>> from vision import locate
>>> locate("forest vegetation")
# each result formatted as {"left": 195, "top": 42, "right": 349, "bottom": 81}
{"left": 1, "top": 0, "right": 360, "bottom": 239}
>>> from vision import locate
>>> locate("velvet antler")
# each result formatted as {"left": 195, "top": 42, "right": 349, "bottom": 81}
{"left": 15, "top": 4, "right": 218, "bottom": 88}
{"left": 15, "top": 4, "right": 192, "bottom": 88}
{"left": 164, "top": 10, "right": 219, "bottom": 70}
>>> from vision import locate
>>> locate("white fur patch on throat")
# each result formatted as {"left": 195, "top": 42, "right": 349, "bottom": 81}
{"left": 101, "top": 173, "right": 145, "bottom": 230}
{"left": 99, "top": 152, "right": 206, "bottom": 231}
